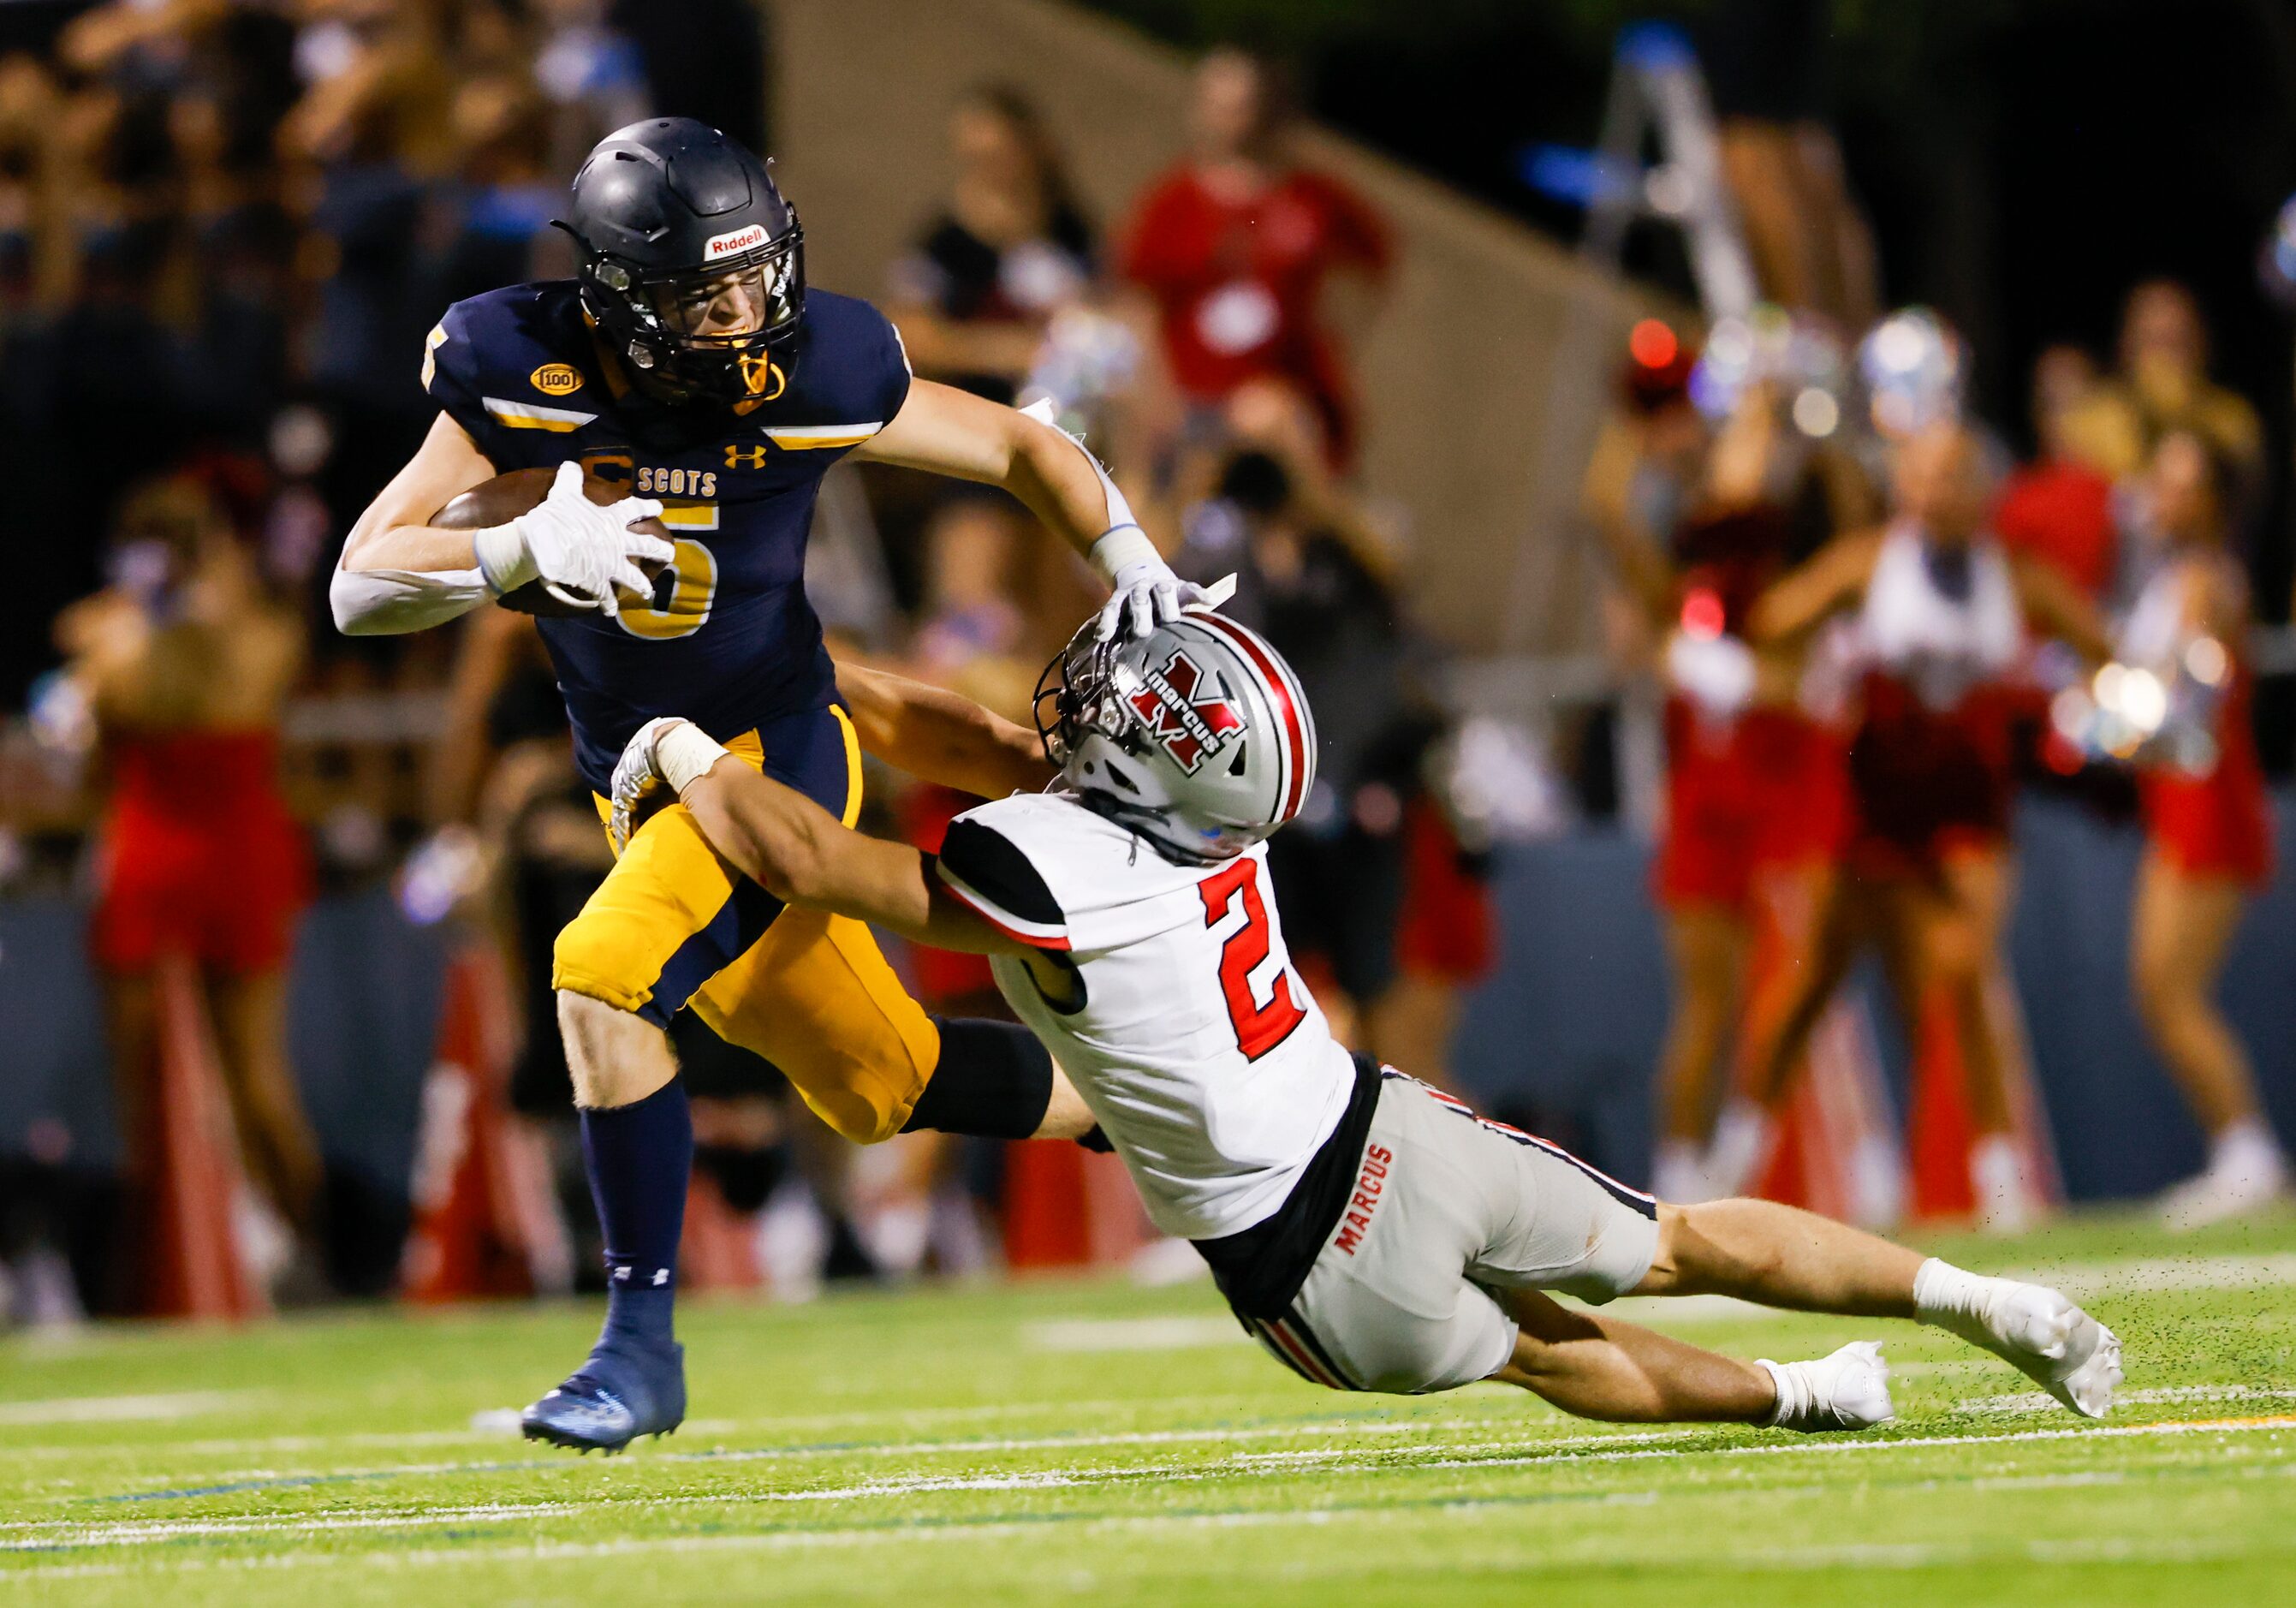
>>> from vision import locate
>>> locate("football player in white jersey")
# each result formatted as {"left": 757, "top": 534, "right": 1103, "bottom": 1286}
{"left": 608, "top": 612, "right": 2121, "bottom": 1430}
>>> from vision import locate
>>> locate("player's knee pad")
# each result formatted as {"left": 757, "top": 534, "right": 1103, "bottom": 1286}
{"left": 900, "top": 1018, "right": 1056, "bottom": 1140}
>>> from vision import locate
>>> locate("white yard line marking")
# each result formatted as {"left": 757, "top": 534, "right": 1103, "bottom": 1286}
{"left": 10, "top": 1462, "right": 2296, "bottom": 1583}
{"left": 1406, "top": 1414, "right": 2296, "bottom": 1474}
{"left": 0, "top": 1392, "right": 259, "bottom": 1426}
{"left": 0, "top": 1417, "right": 1601, "bottom": 1528}
{"left": 8, "top": 1414, "right": 2290, "bottom": 1555}
{"left": 0, "top": 1393, "right": 1335, "bottom": 1463}
{"left": 2008, "top": 1252, "right": 2296, "bottom": 1297}
{"left": 1960, "top": 1384, "right": 2296, "bottom": 1415}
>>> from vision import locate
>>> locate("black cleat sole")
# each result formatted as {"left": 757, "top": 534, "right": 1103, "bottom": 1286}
{"left": 520, "top": 1418, "right": 682, "bottom": 1456}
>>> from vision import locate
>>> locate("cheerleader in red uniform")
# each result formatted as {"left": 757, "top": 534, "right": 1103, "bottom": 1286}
{"left": 1712, "top": 424, "right": 2109, "bottom": 1226}
{"left": 2115, "top": 430, "right": 2286, "bottom": 1224}
{"left": 1589, "top": 358, "right": 1849, "bottom": 1202}
{"left": 57, "top": 482, "right": 316, "bottom": 1269}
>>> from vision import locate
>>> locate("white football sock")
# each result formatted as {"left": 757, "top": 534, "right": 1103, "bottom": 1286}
{"left": 1758, "top": 1341, "right": 1894, "bottom": 1432}
{"left": 1913, "top": 1257, "right": 2121, "bottom": 1418}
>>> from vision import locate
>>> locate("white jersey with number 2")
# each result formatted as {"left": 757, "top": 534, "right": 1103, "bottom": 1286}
{"left": 933, "top": 789, "right": 1353, "bottom": 1241}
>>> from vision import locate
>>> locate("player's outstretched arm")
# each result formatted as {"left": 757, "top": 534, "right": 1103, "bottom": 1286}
{"left": 833, "top": 659, "right": 1057, "bottom": 802}
{"left": 852, "top": 378, "right": 1218, "bottom": 637}
{"left": 620, "top": 718, "right": 1022, "bottom": 959}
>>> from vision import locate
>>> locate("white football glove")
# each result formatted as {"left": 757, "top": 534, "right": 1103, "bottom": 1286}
{"left": 489, "top": 461, "right": 671, "bottom": 617}
{"left": 1093, "top": 563, "right": 1237, "bottom": 640}
{"left": 608, "top": 715, "right": 687, "bottom": 855}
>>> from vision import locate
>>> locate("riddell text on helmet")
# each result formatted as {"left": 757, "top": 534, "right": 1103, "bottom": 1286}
{"left": 705, "top": 223, "right": 769, "bottom": 260}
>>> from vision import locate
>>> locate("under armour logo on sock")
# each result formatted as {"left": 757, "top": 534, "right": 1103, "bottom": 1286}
{"left": 612, "top": 1265, "right": 632, "bottom": 1283}
{"left": 651, "top": 1269, "right": 669, "bottom": 1286}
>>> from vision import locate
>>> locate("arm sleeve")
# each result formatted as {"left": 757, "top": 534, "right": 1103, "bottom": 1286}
{"left": 330, "top": 307, "right": 504, "bottom": 635}
{"left": 934, "top": 816, "right": 1071, "bottom": 951}
{"left": 329, "top": 563, "right": 491, "bottom": 636}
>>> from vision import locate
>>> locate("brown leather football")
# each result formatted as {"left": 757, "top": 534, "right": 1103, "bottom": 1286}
{"left": 431, "top": 467, "right": 672, "bottom": 616}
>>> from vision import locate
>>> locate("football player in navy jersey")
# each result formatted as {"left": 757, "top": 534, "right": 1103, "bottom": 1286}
{"left": 330, "top": 118, "right": 1216, "bottom": 1452}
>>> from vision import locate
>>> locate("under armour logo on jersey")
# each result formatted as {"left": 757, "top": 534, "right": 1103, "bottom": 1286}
{"left": 724, "top": 444, "right": 769, "bottom": 469}
{"left": 1127, "top": 649, "right": 1246, "bottom": 773}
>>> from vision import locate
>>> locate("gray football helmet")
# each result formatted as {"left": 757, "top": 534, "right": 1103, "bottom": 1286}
{"left": 1035, "top": 610, "right": 1317, "bottom": 863}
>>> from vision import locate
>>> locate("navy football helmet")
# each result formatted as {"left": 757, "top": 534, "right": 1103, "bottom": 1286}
{"left": 562, "top": 118, "right": 806, "bottom": 407}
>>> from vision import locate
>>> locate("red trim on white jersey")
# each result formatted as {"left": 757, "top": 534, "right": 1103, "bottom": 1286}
{"left": 1192, "top": 612, "right": 1311, "bottom": 825}
{"left": 936, "top": 862, "right": 1073, "bottom": 951}
{"left": 1258, "top": 1317, "right": 1346, "bottom": 1389}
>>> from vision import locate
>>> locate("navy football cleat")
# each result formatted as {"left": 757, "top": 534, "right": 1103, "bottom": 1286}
{"left": 520, "top": 1336, "right": 687, "bottom": 1454}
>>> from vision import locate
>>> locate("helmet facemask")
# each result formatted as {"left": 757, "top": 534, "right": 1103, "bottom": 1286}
{"left": 574, "top": 217, "right": 806, "bottom": 408}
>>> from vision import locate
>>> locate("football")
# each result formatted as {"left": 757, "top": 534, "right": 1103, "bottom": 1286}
{"left": 431, "top": 467, "right": 672, "bottom": 616}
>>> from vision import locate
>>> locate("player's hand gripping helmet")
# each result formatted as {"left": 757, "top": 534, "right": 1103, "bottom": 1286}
{"left": 1035, "top": 610, "right": 1318, "bottom": 863}
{"left": 561, "top": 118, "right": 805, "bottom": 407}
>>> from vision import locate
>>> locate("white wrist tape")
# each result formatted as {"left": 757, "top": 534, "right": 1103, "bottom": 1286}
{"left": 658, "top": 723, "right": 732, "bottom": 795}
{"left": 1034, "top": 407, "right": 1142, "bottom": 566}
{"left": 1089, "top": 526, "right": 1164, "bottom": 586}
{"left": 473, "top": 521, "right": 537, "bottom": 595}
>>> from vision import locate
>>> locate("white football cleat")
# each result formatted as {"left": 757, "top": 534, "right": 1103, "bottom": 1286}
{"left": 2158, "top": 1125, "right": 2287, "bottom": 1232}
{"left": 1970, "top": 1135, "right": 2035, "bottom": 1236}
{"left": 1703, "top": 1099, "right": 1774, "bottom": 1200}
{"left": 1759, "top": 1340, "right": 1895, "bottom": 1432}
{"left": 1915, "top": 1260, "right": 2122, "bottom": 1419}
{"left": 1652, "top": 1139, "right": 1710, "bottom": 1206}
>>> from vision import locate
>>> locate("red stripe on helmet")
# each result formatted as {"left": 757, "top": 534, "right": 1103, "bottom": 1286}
{"left": 1193, "top": 612, "right": 1308, "bottom": 824}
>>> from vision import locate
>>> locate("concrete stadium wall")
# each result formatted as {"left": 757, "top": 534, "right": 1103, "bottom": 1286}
{"left": 767, "top": 0, "right": 1651, "bottom": 654}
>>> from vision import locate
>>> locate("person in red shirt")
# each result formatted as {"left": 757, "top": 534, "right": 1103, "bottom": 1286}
{"left": 1121, "top": 49, "right": 1391, "bottom": 470}
{"left": 1994, "top": 345, "right": 2117, "bottom": 599}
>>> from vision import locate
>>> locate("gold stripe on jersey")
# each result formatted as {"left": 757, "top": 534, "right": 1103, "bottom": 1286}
{"left": 482, "top": 396, "right": 600, "bottom": 432}
{"left": 763, "top": 422, "right": 881, "bottom": 450}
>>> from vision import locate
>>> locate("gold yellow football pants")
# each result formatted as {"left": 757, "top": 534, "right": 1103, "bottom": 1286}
{"left": 550, "top": 708, "right": 942, "bottom": 1144}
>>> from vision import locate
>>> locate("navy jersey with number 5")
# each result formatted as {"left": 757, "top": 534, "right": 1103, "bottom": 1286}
{"left": 423, "top": 280, "right": 911, "bottom": 789}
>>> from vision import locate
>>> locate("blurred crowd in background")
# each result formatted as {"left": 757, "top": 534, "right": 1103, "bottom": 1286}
{"left": 0, "top": 0, "right": 2288, "bottom": 1325}
{"left": 0, "top": 2, "right": 1501, "bottom": 1320}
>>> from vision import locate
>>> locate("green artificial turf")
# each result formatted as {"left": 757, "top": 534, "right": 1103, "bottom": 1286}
{"left": 3, "top": 1210, "right": 2293, "bottom": 1605}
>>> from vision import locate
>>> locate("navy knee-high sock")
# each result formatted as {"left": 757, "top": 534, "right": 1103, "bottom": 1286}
{"left": 580, "top": 1077, "right": 691, "bottom": 1349}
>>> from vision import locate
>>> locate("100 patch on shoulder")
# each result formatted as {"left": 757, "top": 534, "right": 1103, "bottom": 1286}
{"left": 531, "top": 362, "right": 585, "bottom": 396}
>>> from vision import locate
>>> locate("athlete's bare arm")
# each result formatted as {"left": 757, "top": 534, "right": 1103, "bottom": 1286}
{"left": 332, "top": 417, "right": 665, "bottom": 636}
{"left": 678, "top": 753, "right": 1026, "bottom": 959}
{"left": 1747, "top": 529, "right": 1883, "bottom": 652}
{"left": 339, "top": 413, "right": 501, "bottom": 578}
{"left": 854, "top": 379, "right": 1115, "bottom": 559}
{"left": 2009, "top": 551, "right": 2113, "bottom": 664}
{"left": 832, "top": 659, "right": 1057, "bottom": 802}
